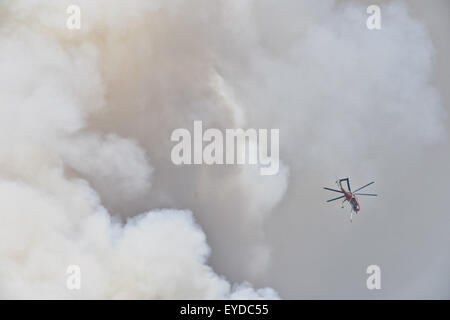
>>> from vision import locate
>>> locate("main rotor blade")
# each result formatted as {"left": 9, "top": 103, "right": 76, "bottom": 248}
{"left": 326, "top": 195, "right": 345, "bottom": 202}
{"left": 355, "top": 193, "right": 377, "bottom": 196}
{"left": 323, "top": 187, "right": 344, "bottom": 194}
{"left": 353, "top": 181, "right": 375, "bottom": 193}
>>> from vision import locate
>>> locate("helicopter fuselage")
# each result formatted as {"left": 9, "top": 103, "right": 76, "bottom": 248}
{"left": 340, "top": 183, "right": 360, "bottom": 213}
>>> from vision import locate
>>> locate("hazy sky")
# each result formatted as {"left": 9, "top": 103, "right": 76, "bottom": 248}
{"left": 0, "top": 0, "right": 448, "bottom": 299}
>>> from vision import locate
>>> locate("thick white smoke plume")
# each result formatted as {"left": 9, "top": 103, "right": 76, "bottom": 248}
{"left": 1, "top": 0, "right": 449, "bottom": 299}
{"left": 0, "top": 0, "right": 285, "bottom": 299}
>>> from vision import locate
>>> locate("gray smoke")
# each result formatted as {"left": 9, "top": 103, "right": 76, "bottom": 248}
{"left": 0, "top": 0, "right": 449, "bottom": 299}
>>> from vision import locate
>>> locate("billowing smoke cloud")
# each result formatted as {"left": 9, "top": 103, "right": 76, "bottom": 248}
{"left": 0, "top": 0, "right": 285, "bottom": 299}
{"left": 0, "top": 180, "right": 278, "bottom": 298}
{"left": 1, "top": 0, "right": 449, "bottom": 299}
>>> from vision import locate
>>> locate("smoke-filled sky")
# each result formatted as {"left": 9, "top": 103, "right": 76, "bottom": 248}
{"left": 0, "top": 0, "right": 449, "bottom": 299}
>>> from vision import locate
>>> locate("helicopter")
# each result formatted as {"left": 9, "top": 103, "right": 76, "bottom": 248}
{"left": 324, "top": 178, "right": 377, "bottom": 222}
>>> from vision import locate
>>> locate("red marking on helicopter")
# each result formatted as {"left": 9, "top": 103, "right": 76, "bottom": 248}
{"left": 323, "top": 178, "right": 377, "bottom": 222}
